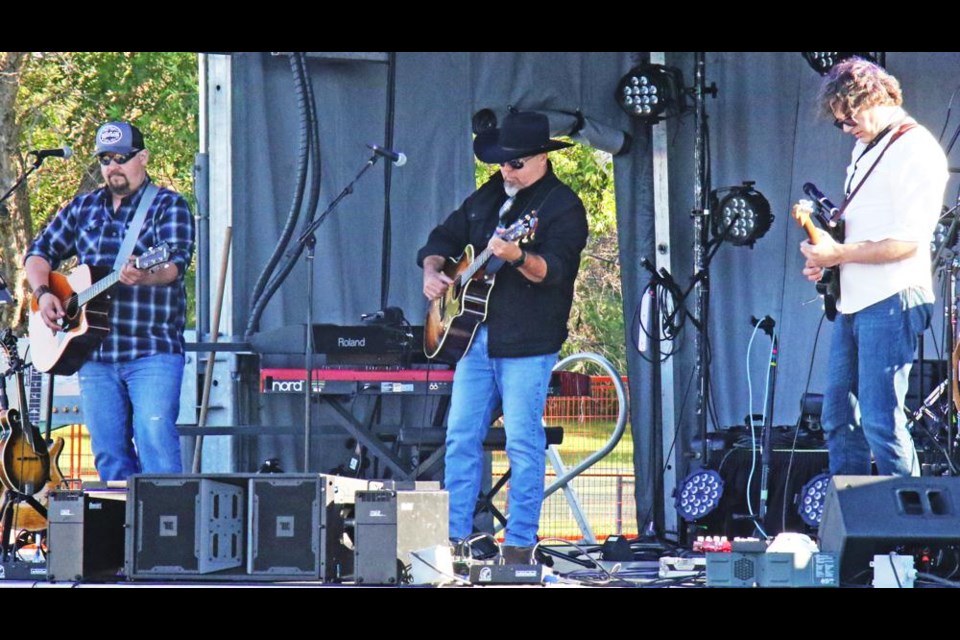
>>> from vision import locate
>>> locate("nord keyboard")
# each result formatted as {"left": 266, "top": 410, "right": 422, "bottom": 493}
{"left": 260, "top": 368, "right": 455, "bottom": 396}
{"left": 259, "top": 368, "right": 591, "bottom": 398}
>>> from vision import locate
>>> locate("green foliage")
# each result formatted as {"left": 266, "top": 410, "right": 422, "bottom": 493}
{"left": 476, "top": 142, "right": 626, "bottom": 374}
{"left": 17, "top": 52, "right": 199, "bottom": 325}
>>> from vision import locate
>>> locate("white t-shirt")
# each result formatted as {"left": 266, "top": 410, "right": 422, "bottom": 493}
{"left": 839, "top": 119, "right": 948, "bottom": 314}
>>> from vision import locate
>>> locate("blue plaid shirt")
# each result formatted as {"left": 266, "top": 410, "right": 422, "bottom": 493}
{"left": 26, "top": 177, "right": 195, "bottom": 363}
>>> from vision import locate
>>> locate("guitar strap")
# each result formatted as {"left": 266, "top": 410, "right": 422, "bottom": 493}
{"left": 113, "top": 182, "right": 160, "bottom": 271}
{"left": 487, "top": 182, "right": 562, "bottom": 275}
{"left": 836, "top": 121, "right": 917, "bottom": 228}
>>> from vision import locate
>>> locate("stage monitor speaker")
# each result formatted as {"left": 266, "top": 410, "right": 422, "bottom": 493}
{"left": 819, "top": 475, "right": 960, "bottom": 583}
{"left": 248, "top": 476, "right": 321, "bottom": 577}
{"left": 47, "top": 490, "right": 126, "bottom": 582}
{"left": 127, "top": 474, "right": 334, "bottom": 581}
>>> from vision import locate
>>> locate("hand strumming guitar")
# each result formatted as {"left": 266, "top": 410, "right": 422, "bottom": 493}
{"left": 422, "top": 255, "right": 453, "bottom": 301}
{"left": 36, "top": 291, "right": 65, "bottom": 332}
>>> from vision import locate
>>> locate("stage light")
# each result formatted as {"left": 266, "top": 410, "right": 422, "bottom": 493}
{"left": 798, "top": 473, "right": 832, "bottom": 528}
{"left": 615, "top": 64, "right": 686, "bottom": 124}
{"left": 710, "top": 183, "right": 773, "bottom": 248}
{"left": 676, "top": 469, "right": 725, "bottom": 522}
{"left": 802, "top": 52, "right": 881, "bottom": 76}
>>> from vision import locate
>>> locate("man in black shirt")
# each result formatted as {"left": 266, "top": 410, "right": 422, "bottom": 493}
{"left": 418, "top": 111, "right": 588, "bottom": 562}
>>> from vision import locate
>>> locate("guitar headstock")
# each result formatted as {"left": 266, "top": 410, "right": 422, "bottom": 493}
{"left": 502, "top": 214, "right": 539, "bottom": 243}
{"left": 135, "top": 242, "right": 171, "bottom": 271}
{"left": 791, "top": 199, "right": 816, "bottom": 228}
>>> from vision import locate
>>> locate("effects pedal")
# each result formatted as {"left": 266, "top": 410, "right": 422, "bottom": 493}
{"left": 468, "top": 562, "right": 550, "bottom": 585}
{"left": 659, "top": 556, "right": 706, "bottom": 578}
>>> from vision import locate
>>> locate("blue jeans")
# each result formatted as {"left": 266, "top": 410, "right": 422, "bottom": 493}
{"left": 445, "top": 325, "right": 557, "bottom": 547}
{"left": 79, "top": 353, "right": 185, "bottom": 481}
{"left": 822, "top": 289, "right": 931, "bottom": 477}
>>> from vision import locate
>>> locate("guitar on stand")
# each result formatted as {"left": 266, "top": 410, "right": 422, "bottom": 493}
{"left": 423, "top": 214, "right": 538, "bottom": 362}
{"left": 0, "top": 329, "right": 67, "bottom": 559}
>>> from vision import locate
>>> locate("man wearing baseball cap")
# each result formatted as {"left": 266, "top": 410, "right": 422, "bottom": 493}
{"left": 417, "top": 111, "right": 588, "bottom": 564}
{"left": 25, "top": 121, "right": 195, "bottom": 481}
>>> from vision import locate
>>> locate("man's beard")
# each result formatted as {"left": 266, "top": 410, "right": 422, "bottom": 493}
{"left": 504, "top": 182, "right": 521, "bottom": 197}
{"left": 107, "top": 174, "right": 132, "bottom": 196}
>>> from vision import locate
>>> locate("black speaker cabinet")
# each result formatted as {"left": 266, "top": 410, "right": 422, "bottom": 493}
{"left": 819, "top": 475, "right": 960, "bottom": 582}
{"left": 47, "top": 490, "right": 126, "bottom": 582}
{"left": 126, "top": 473, "right": 406, "bottom": 582}
{"left": 127, "top": 476, "right": 248, "bottom": 577}
{"left": 247, "top": 476, "right": 321, "bottom": 577}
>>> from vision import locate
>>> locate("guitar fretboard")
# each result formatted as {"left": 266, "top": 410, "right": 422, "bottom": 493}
{"left": 457, "top": 218, "right": 532, "bottom": 285}
{"left": 77, "top": 271, "right": 121, "bottom": 308}
{"left": 460, "top": 246, "right": 495, "bottom": 283}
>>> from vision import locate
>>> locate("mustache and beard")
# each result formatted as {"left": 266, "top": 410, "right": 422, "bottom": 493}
{"left": 106, "top": 172, "right": 134, "bottom": 197}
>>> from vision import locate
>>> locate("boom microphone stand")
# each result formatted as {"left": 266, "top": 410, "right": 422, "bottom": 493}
{"left": 292, "top": 150, "right": 385, "bottom": 472}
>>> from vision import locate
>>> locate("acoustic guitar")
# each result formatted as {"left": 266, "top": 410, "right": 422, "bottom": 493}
{"left": 28, "top": 243, "right": 170, "bottom": 375}
{"left": 423, "top": 214, "right": 538, "bottom": 362}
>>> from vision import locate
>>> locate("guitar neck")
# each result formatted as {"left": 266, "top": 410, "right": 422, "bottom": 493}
{"left": 462, "top": 247, "right": 495, "bottom": 281}
{"left": 800, "top": 218, "right": 820, "bottom": 244}
{"left": 77, "top": 269, "right": 122, "bottom": 308}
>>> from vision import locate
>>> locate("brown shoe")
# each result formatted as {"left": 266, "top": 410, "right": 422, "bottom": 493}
{"left": 500, "top": 545, "right": 535, "bottom": 565}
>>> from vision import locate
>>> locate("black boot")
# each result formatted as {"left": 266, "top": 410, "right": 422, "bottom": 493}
{"left": 500, "top": 545, "right": 535, "bottom": 565}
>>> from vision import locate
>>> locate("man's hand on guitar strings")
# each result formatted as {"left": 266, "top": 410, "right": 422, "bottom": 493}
{"left": 423, "top": 256, "right": 453, "bottom": 301}
{"left": 120, "top": 258, "right": 173, "bottom": 286}
{"left": 487, "top": 235, "right": 523, "bottom": 264}
{"left": 37, "top": 294, "right": 65, "bottom": 332}
{"left": 799, "top": 233, "right": 843, "bottom": 269}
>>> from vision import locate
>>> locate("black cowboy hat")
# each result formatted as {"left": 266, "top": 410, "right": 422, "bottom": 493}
{"left": 473, "top": 111, "right": 573, "bottom": 164}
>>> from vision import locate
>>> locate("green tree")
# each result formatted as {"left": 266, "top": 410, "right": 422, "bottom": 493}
{"left": 0, "top": 53, "right": 31, "bottom": 327}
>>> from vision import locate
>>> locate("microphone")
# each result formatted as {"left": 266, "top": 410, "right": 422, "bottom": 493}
{"left": 802, "top": 182, "right": 840, "bottom": 221}
{"left": 366, "top": 143, "right": 407, "bottom": 167}
{"left": 29, "top": 146, "right": 73, "bottom": 161}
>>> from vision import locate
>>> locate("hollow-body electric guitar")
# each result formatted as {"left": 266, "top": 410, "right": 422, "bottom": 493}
{"left": 423, "top": 215, "right": 538, "bottom": 362}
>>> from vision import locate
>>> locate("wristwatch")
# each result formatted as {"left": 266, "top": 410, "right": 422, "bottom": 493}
{"left": 509, "top": 249, "right": 527, "bottom": 268}
{"left": 32, "top": 284, "right": 52, "bottom": 303}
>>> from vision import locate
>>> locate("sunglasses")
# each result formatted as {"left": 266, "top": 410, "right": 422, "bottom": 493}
{"left": 500, "top": 155, "right": 535, "bottom": 170}
{"left": 98, "top": 149, "right": 142, "bottom": 166}
{"left": 833, "top": 116, "right": 857, "bottom": 130}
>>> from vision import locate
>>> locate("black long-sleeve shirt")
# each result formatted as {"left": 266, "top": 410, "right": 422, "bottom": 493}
{"left": 417, "top": 168, "right": 588, "bottom": 357}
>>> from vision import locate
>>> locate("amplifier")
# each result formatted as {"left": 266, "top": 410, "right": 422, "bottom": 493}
{"left": 353, "top": 489, "right": 449, "bottom": 585}
{"left": 47, "top": 489, "right": 126, "bottom": 582}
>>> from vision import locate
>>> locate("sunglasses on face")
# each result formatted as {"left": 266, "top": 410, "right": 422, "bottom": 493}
{"left": 833, "top": 116, "right": 857, "bottom": 130}
{"left": 500, "top": 155, "right": 534, "bottom": 170}
{"left": 98, "top": 149, "right": 141, "bottom": 166}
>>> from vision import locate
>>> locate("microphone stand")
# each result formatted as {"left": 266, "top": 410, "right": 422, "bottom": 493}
{"left": 753, "top": 315, "right": 778, "bottom": 528}
{"left": 293, "top": 151, "right": 384, "bottom": 472}
{"left": 0, "top": 154, "right": 50, "bottom": 211}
